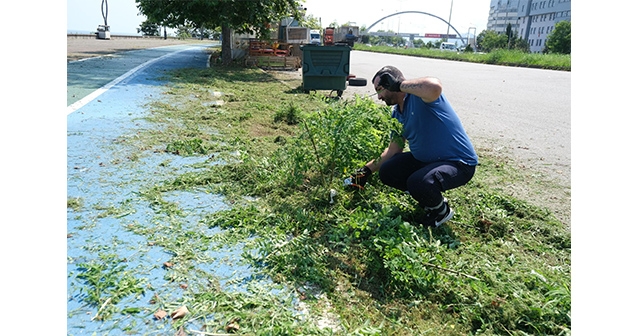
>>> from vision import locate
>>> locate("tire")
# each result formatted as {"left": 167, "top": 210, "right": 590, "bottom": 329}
{"left": 348, "top": 77, "right": 367, "bottom": 86}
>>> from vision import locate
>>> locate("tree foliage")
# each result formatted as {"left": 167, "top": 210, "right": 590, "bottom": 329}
{"left": 477, "top": 30, "right": 506, "bottom": 52}
{"left": 137, "top": 20, "right": 160, "bottom": 36}
{"left": 364, "top": 30, "right": 406, "bottom": 47}
{"left": 544, "top": 20, "right": 571, "bottom": 54}
{"left": 477, "top": 29, "right": 529, "bottom": 53}
{"left": 299, "top": 13, "right": 322, "bottom": 30}
{"left": 135, "top": 0, "right": 301, "bottom": 64}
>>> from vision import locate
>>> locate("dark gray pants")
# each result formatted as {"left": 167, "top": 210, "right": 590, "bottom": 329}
{"left": 378, "top": 152, "right": 476, "bottom": 208}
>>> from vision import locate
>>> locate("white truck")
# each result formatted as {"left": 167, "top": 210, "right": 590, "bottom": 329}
{"left": 440, "top": 42, "right": 457, "bottom": 51}
{"left": 310, "top": 29, "right": 321, "bottom": 45}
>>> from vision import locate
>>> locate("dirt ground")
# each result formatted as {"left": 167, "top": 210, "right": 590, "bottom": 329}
{"left": 67, "top": 36, "right": 213, "bottom": 62}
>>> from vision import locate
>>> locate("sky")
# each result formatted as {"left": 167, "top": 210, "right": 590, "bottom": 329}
{"left": 67, "top": 0, "right": 491, "bottom": 36}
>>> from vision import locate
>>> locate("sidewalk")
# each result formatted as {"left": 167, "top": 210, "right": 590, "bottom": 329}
{"left": 67, "top": 36, "right": 212, "bottom": 62}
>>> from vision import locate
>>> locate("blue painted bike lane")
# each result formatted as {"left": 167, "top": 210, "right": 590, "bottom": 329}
{"left": 66, "top": 44, "right": 290, "bottom": 335}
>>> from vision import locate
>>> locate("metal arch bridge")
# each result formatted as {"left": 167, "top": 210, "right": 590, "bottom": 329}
{"left": 363, "top": 10, "right": 468, "bottom": 46}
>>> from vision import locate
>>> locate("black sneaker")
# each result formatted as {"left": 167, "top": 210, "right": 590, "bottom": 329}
{"left": 420, "top": 201, "right": 454, "bottom": 227}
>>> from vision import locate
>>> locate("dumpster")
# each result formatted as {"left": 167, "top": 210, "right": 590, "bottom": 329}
{"left": 300, "top": 44, "right": 351, "bottom": 97}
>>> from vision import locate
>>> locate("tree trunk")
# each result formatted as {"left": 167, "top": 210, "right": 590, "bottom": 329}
{"left": 221, "top": 25, "right": 233, "bottom": 65}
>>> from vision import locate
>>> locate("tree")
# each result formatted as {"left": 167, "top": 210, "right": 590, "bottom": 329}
{"left": 299, "top": 14, "right": 322, "bottom": 30}
{"left": 135, "top": 0, "right": 301, "bottom": 65}
{"left": 512, "top": 37, "right": 530, "bottom": 53}
{"left": 506, "top": 23, "right": 513, "bottom": 48}
{"left": 137, "top": 19, "right": 160, "bottom": 36}
{"left": 544, "top": 20, "right": 571, "bottom": 54}
{"left": 477, "top": 30, "right": 507, "bottom": 52}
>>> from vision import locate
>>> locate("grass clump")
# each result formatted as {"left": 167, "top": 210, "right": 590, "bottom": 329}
{"left": 74, "top": 253, "right": 147, "bottom": 321}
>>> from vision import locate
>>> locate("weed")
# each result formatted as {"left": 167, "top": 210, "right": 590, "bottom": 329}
{"left": 166, "top": 138, "right": 207, "bottom": 155}
{"left": 67, "top": 197, "right": 84, "bottom": 211}
{"left": 274, "top": 101, "right": 303, "bottom": 125}
{"left": 75, "top": 253, "right": 147, "bottom": 321}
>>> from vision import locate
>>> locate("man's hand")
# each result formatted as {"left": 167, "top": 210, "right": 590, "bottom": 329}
{"left": 344, "top": 166, "right": 372, "bottom": 190}
{"left": 378, "top": 72, "right": 403, "bottom": 92}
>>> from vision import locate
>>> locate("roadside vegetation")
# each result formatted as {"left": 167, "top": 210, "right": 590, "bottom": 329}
{"left": 353, "top": 45, "right": 570, "bottom": 71}
{"left": 68, "top": 62, "right": 571, "bottom": 334}
{"left": 356, "top": 21, "right": 571, "bottom": 71}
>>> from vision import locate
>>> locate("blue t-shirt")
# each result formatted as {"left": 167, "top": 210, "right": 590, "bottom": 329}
{"left": 391, "top": 93, "right": 478, "bottom": 166}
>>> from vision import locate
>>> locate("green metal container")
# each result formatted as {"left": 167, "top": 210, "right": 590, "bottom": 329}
{"left": 300, "top": 44, "right": 351, "bottom": 97}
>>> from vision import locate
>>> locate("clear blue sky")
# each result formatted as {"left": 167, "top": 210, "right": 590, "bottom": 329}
{"left": 67, "top": 0, "right": 491, "bottom": 36}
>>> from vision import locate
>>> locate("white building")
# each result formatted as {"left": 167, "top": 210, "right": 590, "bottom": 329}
{"left": 487, "top": 0, "right": 571, "bottom": 53}
{"left": 487, "top": 0, "right": 520, "bottom": 34}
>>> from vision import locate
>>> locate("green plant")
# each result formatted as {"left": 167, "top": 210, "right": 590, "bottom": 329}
{"left": 75, "top": 253, "right": 147, "bottom": 320}
{"left": 274, "top": 101, "right": 303, "bottom": 125}
{"left": 545, "top": 21, "right": 571, "bottom": 54}
{"left": 67, "top": 197, "right": 84, "bottom": 211}
{"left": 166, "top": 138, "right": 206, "bottom": 155}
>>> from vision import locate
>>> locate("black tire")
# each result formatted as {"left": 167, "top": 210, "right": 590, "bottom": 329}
{"left": 348, "top": 77, "right": 367, "bottom": 86}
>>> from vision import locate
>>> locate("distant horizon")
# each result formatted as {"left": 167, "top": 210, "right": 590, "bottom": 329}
{"left": 67, "top": 29, "right": 175, "bottom": 37}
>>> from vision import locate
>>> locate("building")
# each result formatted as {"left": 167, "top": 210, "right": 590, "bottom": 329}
{"left": 487, "top": 0, "right": 571, "bottom": 53}
{"left": 487, "top": 0, "right": 520, "bottom": 34}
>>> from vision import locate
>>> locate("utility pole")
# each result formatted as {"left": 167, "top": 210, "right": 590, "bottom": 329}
{"left": 102, "top": 0, "right": 108, "bottom": 26}
{"left": 446, "top": 0, "right": 453, "bottom": 42}
{"left": 97, "top": 0, "right": 110, "bottom": 39}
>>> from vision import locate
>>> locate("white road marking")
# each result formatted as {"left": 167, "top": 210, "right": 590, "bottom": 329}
{"left": 66, "top": 47, "right": 200, "bottom": 115}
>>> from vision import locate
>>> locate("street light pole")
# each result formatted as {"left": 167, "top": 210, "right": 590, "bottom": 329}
{"left": 446, "top": 0, "right": 453, "bottom": 42}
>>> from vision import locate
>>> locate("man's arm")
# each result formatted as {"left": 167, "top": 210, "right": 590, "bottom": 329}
{"left": 364, "top": 138, "right": 404, "bottom": 173}
{"left": 397, "top": 77, "right": 442, "bottom": 103}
